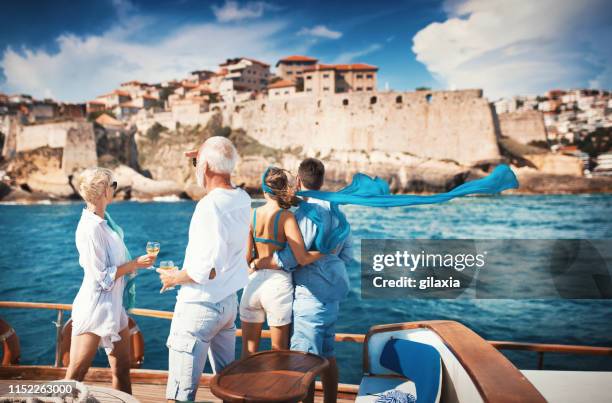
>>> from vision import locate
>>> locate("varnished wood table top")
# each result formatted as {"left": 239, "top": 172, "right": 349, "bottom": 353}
{"left": 210, "top": 350, "right": 329, "bottom": 403}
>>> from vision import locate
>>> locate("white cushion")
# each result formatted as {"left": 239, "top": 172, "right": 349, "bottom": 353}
{"left": 356, "top": 375, "right": 417, "bottom": 403}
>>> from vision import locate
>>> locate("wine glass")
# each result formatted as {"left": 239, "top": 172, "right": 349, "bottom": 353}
{"left": 146, "top": 241, "right": 160, "bottom": 270}
{"left": 159, "top": 260, "right": 176, "bottom": 292}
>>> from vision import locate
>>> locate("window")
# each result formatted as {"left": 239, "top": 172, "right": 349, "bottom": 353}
{"left": 275, "top": 91, "right": 280, "bottom": 96}
{"left": 284, "top": 91, "right": 289, "bottom": 94}
{"left": 323, "top": 74, "right": 330, "bottom": 78}
{"left": 367, "top": 74, "right": 373, "bottom": 79}
{"left": 336, "top": 88, "right": 343, "bottom": 92}
{"left": 306, "top": 88, "right": 312, "bottom": 92}
{"left": 296, "top": 71, "right": 302, "bottom": 75}
{"left": 323, "top": 87, "right": 330, "bottom": 91}
{"left": 426, "top": 93, "right": 432, "bottom": 103}
{"left": 396, "top": 95, "right": 403, "bottom": 104}
{"left": 356, "top": 87, "right": 363, "bottom": 91}
{"left": 306, "top": 75, "right": 312, "bottom": 80}
{"left": 287, "top": 71, "right": 293, "bottom": 75}
{"left": 370, "top": 96, "right": 377, "bottom": 105}
{"left": 356, "top": 74, "right": 363, "bottom": 79}
{"left": 366, "top": 87, "right": 373, "bottom": 91}
{"left": 342, "top": 99, "right": 349, "bottom": 106}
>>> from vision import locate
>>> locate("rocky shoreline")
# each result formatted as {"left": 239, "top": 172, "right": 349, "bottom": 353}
{"left": 1, "top": 113, "right": 611, "bottom": 204}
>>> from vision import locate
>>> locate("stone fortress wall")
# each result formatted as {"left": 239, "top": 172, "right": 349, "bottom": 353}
{"left": 498, "top": 110, "right": 548, "bottom": 145}
{"left": 224, "top": 89, "right": 503, "bottom": 166}
{"left": 13, "top": 120, "right": 98, "bottom": 173}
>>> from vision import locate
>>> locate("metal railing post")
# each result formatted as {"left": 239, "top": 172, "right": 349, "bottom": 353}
{"left": 53, "top": 309, "right": 64, "bottom": 367}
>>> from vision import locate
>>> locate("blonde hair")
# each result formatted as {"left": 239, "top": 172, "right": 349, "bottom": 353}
{"left": 77, "top": 167, "right": 114, "bottom": 204}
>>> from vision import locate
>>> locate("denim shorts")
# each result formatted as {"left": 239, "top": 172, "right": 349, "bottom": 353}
{"left": 166, "top": 294, "right": 237, "bottom": 402}
{"left": 291, "top": 294, "right": 339, "bottom": 358}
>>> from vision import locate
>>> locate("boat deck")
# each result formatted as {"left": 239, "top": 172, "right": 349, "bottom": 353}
{"left": 0, "top": 366, "right": 357, "bottom": 403}
{"left": 91, "top": 381, "right": 355, "bottom": 403}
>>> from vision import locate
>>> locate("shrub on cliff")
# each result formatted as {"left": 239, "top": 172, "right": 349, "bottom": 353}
{"left": 146, "top": 122, "right": 167, "bottom": 142}
{"left": 228, "top": 129, "right": 281, "bottom": 159}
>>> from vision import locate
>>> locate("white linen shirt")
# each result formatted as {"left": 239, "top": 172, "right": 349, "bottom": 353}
{"left": 177, "top": 187, "right": 251, "bottom": 303}
{"left": 72, "top": 209, "right": 129, "bottom": 354}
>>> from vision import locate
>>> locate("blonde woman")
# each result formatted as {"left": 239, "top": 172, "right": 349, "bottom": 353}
{"left": 64, "top": 168, "right": 155, "bottom": 394}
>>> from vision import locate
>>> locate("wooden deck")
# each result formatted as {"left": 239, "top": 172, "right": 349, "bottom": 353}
{"left": 0, "top": 366, "right": 357, "bottom": 403}
{"left": 91, "top": 381, "right": 355, "bottom": 403}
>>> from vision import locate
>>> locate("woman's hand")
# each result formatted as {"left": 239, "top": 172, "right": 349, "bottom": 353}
{"left": 133, "top": 254, "right": 156, "bottom": 269}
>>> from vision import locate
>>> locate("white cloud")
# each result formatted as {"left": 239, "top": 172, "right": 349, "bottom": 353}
{"left": 211, "top": 1, "right": 271, "bottom": 22}
{"left": 297, "top": 25, "right": 342, "bottom": 40}
{"left": 412, "top": 0, "right": 612, "bottom": 98}
{"left": 0, "top": 17, "right": 291, "bottom": 102}
{"left": 332, "top": 43, "right": 382, "bottom": 63}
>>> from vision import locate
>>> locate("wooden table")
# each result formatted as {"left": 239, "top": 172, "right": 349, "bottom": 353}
{"left": 210, "top": 350, "right": 329, "bottom": 403}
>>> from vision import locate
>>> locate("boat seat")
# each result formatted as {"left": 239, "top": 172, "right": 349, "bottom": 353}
{"left": 360, "top": 332, "right": 442, "bottom": 403}
{"left": 356, "top": 375, "right": 416, "bottom": 403}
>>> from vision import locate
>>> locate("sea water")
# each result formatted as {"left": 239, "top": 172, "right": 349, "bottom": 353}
{"left": 1, "top": 195, "right": 611, "bottom": 384}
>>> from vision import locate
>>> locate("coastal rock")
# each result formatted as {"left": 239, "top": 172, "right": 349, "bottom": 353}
{"left": 112, "top": 165, "right": 184, "bottom": 200}
{"left": 26, "top": 171, "right": 74, "bottom": 197}
{"left": 524, "top": 153, "right": 583, "bottom": 176}
{"left": 514, "top": 168, "right": 612, "bottom": 194}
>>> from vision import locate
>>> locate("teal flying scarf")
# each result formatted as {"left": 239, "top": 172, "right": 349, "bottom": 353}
{"left": 261, "top": 164, "right": 518, "bottom": 254}
{"left": 105, "top": 212, "right": 136, "bottom": 311}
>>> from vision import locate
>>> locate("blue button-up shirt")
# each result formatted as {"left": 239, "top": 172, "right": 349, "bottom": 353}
{"left": 273, "top": 198, "right": 353, "bottom": 303}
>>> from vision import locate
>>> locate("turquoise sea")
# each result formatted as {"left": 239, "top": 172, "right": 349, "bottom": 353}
{"left": 1, "top": 195, "right": 611, "bottom": 384}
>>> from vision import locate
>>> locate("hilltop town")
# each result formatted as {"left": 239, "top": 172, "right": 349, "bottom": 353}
{"left": 1, "top": 55, "right": 611, "bottom": 202}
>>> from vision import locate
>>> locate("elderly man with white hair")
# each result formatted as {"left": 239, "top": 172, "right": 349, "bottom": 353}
{"left": 157, "top": 136, "right": 251, "bottom": 402}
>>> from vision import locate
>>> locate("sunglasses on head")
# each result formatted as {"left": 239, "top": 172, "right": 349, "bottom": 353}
{"left": 111, "top": 181, "right": 118, "bottom": 190}
{"left": 192, "top": 158, "right": 197, "bottom": 167}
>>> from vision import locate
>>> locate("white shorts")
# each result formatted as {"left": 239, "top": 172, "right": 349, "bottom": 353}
{"left": 239, "top": 269, "right": 293, "bottom": 327}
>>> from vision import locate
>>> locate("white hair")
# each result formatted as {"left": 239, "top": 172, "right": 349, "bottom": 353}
{"left": 77, "top": 167, "right": 114, "bottom": 204}
{"left": 196, "top": 136, "right": 238, "bottom": 185}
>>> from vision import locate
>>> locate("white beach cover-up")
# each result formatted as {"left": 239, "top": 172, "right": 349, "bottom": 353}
{"left": 71, "top": 209, "right": 129, "bottom": 354}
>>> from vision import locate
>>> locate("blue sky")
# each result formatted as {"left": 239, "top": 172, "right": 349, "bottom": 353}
{"left": 1, "top": 0, "right": 610, "bottom": 102}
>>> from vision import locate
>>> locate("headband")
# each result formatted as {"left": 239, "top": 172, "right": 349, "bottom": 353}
{"left": 261, "top": 166, "right": 274, "bottom": 194}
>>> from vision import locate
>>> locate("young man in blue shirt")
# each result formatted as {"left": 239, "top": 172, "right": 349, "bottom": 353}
{"left": 252, "top": 158, "right": 353, "bottom": 403}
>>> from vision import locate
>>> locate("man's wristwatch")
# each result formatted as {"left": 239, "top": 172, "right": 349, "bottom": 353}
{"left": 249, "top": 260, "right": 257, "bottom": 271}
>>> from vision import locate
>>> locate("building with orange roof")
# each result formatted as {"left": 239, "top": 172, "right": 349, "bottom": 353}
{"left": 86, "top": 100, "right": 107, "bottom": 114}
{"left": 95, "top": 90, "right": 131, "bottom": 108}
{"left": 275, "top": 55, "right": 319, "bottom": 84}
{"left": 303, "top": 63, "right": 378, "bottom": 95}
{"left": 267, "top": 79, "right": 297, "bottom": 99}
{"left": 218, "top": 57, "right": 271, "bottom": 102}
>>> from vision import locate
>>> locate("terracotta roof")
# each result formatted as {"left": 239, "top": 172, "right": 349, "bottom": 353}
{"left": 95, "top": 113, "right": 123, "bottom": 127}
{"left": 268, "top": 79, "right": 296, "bottom": 89}
{"left": 120, "top": 80, "right": 144, "bottom": 87}
{"left": 304, "top": 63, "right": 378, "bottom": 72}
{"left": 181, "top": 82, "right": 199, "bottom": 89}
{"left": 276, "top": 55, "right": 318, "bottom": 66}
{"left": 98, "top": 90, "right": 131, "bottom": 98}
{"left": 87, "top": 100, "right": 106, "bottom": 105}
{"left": 220, "top": 57, "right": 270, "bottom": 68}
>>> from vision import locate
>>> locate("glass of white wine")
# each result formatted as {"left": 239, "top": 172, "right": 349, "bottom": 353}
{"left": 146, "top": 241, "right": 160, "bottom": 270}
{"left": 159, "top": 260, "right": 177, "bottom": 292}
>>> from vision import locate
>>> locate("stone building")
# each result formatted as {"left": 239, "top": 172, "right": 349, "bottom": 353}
{"left": 96, "top": 90, "right": 131, "bottom": 108}
{"left": 218, "top": 57, "right": 270, "bottom": 102}
{"left": 268, "top": 80, "right": 297, "bottom": 99}
{"left": 275, "top": 55, "right": 318, "bottom": 86}
{"left": 304, "top": 63, "right": 378, "bottom": 95}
